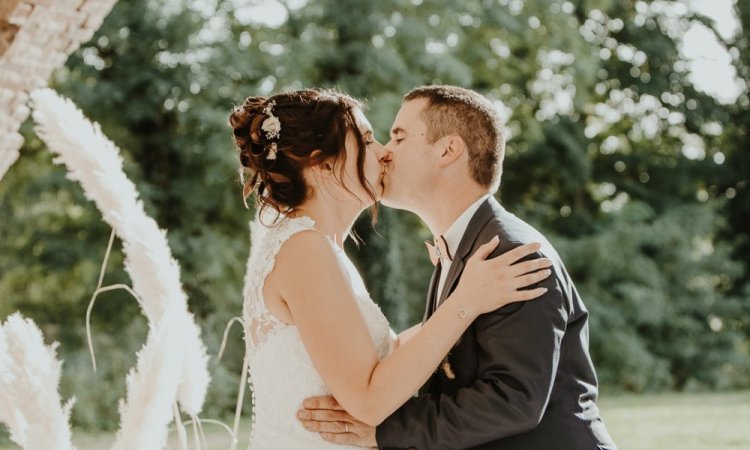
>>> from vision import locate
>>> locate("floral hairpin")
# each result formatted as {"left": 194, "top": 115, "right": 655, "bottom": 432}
{"left": 265, "top": 142, "right": 278, "bottom": 160}
{"left": 261, "top": 100, "right": 281, "bottom": 160}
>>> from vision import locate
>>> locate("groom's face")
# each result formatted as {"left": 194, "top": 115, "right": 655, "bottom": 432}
{"left": 380, "top": 98, "right": 436, "bottom": 209}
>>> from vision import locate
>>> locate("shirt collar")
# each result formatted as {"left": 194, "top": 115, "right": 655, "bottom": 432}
{"left": 439, "top": 194, "right": 491, "bottom": 261}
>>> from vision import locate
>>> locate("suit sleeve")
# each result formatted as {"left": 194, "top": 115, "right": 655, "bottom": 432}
{"left": 375, "top": 249, "right": 569, "bottom": 450}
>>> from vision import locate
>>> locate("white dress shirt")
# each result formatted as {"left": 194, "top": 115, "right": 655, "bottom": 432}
{"left": 436, "top": 194, "right": 491, "bottom": 300}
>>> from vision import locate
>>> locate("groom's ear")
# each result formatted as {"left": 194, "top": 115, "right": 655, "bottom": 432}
{"left": 436, "top": 135, "right": 467, "bottom": 167}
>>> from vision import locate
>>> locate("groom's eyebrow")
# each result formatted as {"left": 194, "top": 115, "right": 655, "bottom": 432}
{"left": 390, "top": 127, "right": 406, "bottom": 137}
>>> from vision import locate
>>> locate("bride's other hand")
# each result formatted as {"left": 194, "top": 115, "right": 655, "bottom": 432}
{"left": 452, "top": 238, "right": 552, "bottom": 319}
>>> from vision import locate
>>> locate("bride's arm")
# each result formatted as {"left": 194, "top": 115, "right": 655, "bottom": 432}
{"left": 272, "top": 230, "right": 549, "bottom": 427}
{"left": 392, "top": 324, "right": 421, "bottom": 349}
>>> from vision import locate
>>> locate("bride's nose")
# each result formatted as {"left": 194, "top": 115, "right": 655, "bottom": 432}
{"left": 372, "top": 143, "right": 390, "bottom": 164}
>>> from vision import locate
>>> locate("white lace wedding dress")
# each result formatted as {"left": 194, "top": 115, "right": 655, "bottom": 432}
{"left": 242, "top": 214, "right": 394, "bottom": 450}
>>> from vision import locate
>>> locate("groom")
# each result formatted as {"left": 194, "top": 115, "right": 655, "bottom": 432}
{"left": 298, "top": 85, "right": 617, "bottom": 449}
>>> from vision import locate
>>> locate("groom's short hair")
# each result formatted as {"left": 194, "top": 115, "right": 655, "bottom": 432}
{"left": 404, "top": 85, "right": 505, "bottom": 191}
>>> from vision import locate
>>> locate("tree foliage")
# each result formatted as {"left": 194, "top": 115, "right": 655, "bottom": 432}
{"left": 1, "top": 0, "right": 748, "bottom": 434}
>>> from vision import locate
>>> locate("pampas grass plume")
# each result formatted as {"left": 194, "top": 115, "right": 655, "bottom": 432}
{"left": 30, "top": 87, "right": 210, "bottom": 419}
{"left": 111, "top": 303, "right": 187, "bottom": 450}
{"left": 0, "top": 314, "right": 76, "bottom": 450}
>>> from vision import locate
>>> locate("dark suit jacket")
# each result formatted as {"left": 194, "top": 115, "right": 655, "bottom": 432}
{"left": 376, "top": 197, "right": 617, "bottom": 450}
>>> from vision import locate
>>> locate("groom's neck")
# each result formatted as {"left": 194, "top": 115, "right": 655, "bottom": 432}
{"left": 422, "top": 184, "right": 489, "bottom": 237}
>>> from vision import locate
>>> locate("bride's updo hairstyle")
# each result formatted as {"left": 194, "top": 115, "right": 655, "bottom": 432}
{"left": 229, "top": 89, "right": 377, "bottom": 217}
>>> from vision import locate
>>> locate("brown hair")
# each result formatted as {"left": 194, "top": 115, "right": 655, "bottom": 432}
{"left": 404, "top": 85, "right": 505, "bottom": 190}
{"left": 229, "top": 89, "right": 377, "bottom": 218}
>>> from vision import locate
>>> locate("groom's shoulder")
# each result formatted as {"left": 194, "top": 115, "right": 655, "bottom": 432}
{"left": 476, "top": 200, "right": 561, "bottom": 261}
{"left": 481, "top": 201, "right": 546, "bottom": 245}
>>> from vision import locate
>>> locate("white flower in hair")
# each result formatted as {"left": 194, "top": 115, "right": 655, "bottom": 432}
{"left": 261, "top": 116, "right": 281, "bottom": 140}
{"left": 266, "top": 142, "right": 278, "bottom": 160}
{"left": 261, "top": 100, "right": 281, "bottom": 140}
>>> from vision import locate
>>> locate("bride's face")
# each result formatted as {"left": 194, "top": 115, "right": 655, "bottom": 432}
{"left": 338, "top": 108, "right": 385, "bottom": 207}
{"left": 306, "top": 108, "right": 384, "bottom": 212}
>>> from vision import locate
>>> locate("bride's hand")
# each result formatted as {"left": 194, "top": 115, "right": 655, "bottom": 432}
{"left": 452, "top": 237, "right": 552, "bottom": 318}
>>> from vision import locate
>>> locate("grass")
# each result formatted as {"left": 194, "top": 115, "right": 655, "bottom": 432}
{"left": 599, "top": 390, "right": 750, "bottom": 450}
{"left": 2, "top": 391, "right": 749, "bottom": 449}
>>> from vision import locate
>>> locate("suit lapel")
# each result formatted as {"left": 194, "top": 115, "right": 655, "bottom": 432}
{"left": 436, "top": 198, "right": 497, "bottom": 308}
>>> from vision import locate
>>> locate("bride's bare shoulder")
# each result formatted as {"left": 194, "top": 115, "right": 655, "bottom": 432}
{"left": 272, "top": 229, "right": 344, "bottom": 285}
{"left": 275, "top": 229, "right": 334, "bottom": 260}
{"left": 265, "top": 229, "right": 356, "bottom": 318}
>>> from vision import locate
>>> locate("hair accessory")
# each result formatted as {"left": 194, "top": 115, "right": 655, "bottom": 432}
{"left": 260, "top": 100, "right": 281, "bottom": 160}
{"left": 266, "top": 142, "right": 278, "bottom": 160}
{"left": 261, "top": 100, "right": 281, "bottom": 140}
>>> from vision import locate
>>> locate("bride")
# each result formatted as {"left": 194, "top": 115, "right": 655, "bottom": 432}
{"left": 228, "top": 89, "right": 551, "bottom": 449}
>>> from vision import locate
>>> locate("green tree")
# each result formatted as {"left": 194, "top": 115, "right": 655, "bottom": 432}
{"left": 2, "top": 1, "right": 749, "bottom": 440}
{"left": 720, "top": 0, "right": 750, "bottom": 342}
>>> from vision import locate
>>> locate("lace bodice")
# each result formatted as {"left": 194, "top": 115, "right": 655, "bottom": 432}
{"left": 242, "top": 213, "right": 393, "bottom": 450}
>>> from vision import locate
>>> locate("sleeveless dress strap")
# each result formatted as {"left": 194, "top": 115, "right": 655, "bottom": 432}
{"left": 242, "top": 213, "right": 316, "bottom": 356}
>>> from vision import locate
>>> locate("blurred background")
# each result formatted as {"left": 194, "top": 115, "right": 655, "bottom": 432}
{"left": 1, "top": 0, "right": 748, "bottom": 448}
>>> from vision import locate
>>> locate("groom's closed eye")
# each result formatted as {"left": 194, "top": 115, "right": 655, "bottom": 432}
{"left": 390, "top": 127, "right": 407, "bottom": 140}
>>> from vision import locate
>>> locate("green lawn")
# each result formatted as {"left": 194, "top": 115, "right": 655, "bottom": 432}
{"left": 2, "top": 391, "right": 748, "bottom": 449}
{"left": 600, "top": 391, "right": 750, "bottom": 450}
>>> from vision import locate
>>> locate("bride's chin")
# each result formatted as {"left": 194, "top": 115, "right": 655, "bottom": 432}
{"left": 358, "top": 198, "right": 378, "bottom": 210}
{"left": 375, "top": 178, "right": 386, "bottom": 198}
